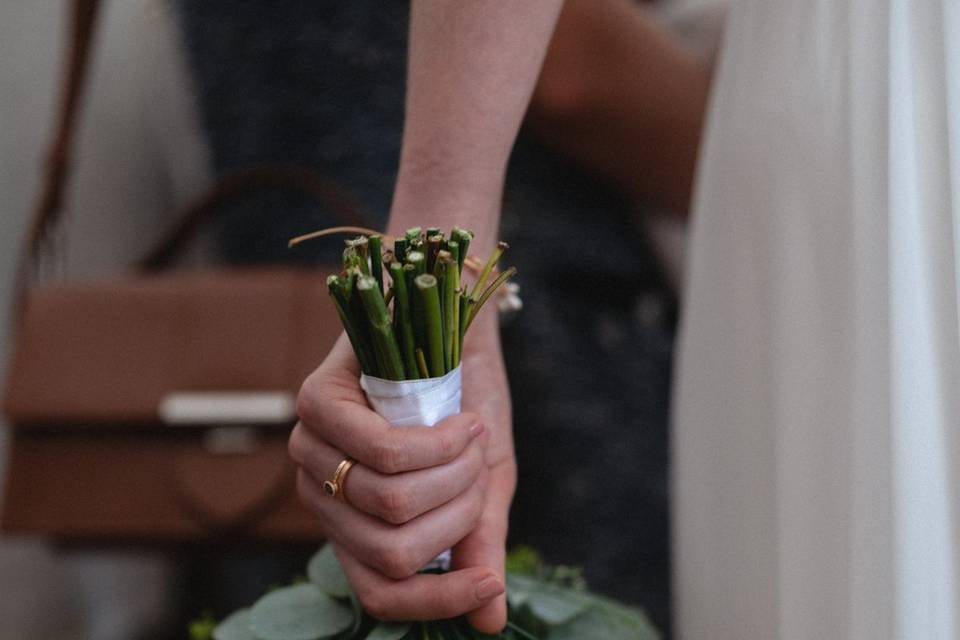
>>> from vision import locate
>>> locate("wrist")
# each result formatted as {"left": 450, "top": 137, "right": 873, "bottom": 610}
{"left": 387, "top": 172, "right": 502, "bottom": 258}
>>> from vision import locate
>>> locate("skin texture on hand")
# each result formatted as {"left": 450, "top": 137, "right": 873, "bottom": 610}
{"left": 289, "top": 311, "right": 515, "bottom": 631}
{"left": 295, "top": 1, "right": 562, "bottom": 630}
{"left": 448, "top": 311, "right": 515, "bottom": 633}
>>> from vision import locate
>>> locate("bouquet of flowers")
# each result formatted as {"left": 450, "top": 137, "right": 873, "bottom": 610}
{"left": 192, "top": 228, "right": 660, "bottom": 640}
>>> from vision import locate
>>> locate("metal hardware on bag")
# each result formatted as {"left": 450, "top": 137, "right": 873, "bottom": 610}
{"left": 201, "top": 426, "right": 261, "bottom": 456}
{"left": 159, "top": 391, "right": 296, "bottom": 425}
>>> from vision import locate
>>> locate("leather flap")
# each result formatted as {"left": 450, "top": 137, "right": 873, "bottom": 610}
{"left": 4, "top": 268, "right": 340, "bottom": 425}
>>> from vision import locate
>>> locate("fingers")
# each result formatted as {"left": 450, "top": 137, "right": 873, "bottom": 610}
{"left": 335, "top": 545, "right": 504, "bottom": 622}
{"left": 296, "top": 365, "right": 485, "bottom": 474}
{"left": 321, "top": 332, "right": 363, "bottom": 378}
{"left": 297, "top": 467, "right": 488, "bottom": 579}
{"left": 457, "top": 462, "right": 516, "bottom": 634}
{"left": 289, "top": 424, "right": 486, "bottom": 524}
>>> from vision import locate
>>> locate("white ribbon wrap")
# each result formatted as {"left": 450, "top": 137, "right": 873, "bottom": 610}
{"left": 360, "top": 365, "right": 462, "bottom": 571}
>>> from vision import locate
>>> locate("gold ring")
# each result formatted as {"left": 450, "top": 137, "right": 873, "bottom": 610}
{"left": 323, "top": 457, "right": 356, "bottom": 502}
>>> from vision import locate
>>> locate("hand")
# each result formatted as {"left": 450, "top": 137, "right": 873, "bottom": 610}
{"left": 289, "top": 326, "right": 514, "bottom": 630}
{"left": 449, "top": 311, "right": 516, "bottom": 633}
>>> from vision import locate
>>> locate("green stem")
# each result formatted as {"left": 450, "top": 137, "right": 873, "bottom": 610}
{"left": 368, "top": 234, "right": 383, "bottom": 295}
{"left": 468, "top": 241, "right": 508, "bottom": 299}
{"left": 342, "top": 246, "right": 369, "bottom": 276}
{"left": 433, "top": 250, "right": 450, "bottom": 342}
{"left": 415, "top": 274, "right": 445, "bottom": 377}
{"left": 417, "top": 347, "right": 430, "bottom": 378}
{"left": 446, "top": 243, "right": 461, "bottom": 367}
{"left": 465, "top": 266, "right": 517, "bottom": 332}
{"left": 349, "top": 236, "right": 369, "bottom": 262}
{"left": 458, "top": 293, "right": 468, "bottom": 367}
{"left": 446, "top": 241, "right": 460, "bottom": 274}
{"left": 326, "top": 276, "right": 375, "bottom": 374}
{"left": 415, "top": 348, "right": 430, "bottom": 378}
{"left": 357, "top": 275, "right": 405, "bottom": 380}
{"left": 346, "top": 271, "right": 378, "bottom": 376}
{"left": 506, "top": 621, "right": 540, "bottom": 640}
{"left": 426, "top": 234, "right": 443, "bottom": 274}
{"left": 389, "top": 262, "right": 419, "bottom": 379}
{"left": 406, "top": 263, "right": 426, "bottom": 359}
{"left": 393, "top": 237, "right": 408, "bottom": 263}
{"left": 441, "top": 257, "right": 457, "bottom": 371}
{"left": 452, "top": 228, "right": 472, "bottom": 275}
{"left": 406, "top": 250, "right": 426, "bottom": 276}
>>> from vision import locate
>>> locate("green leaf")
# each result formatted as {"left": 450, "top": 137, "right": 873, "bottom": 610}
{"left": 212, "top": 609, "right": 257, "bottom": 640}
{"left": 249, "top": 584, "right": 354, "bottom": 640}
{"left": 307, "top": 545, "right": 352, "bottom": 599}
{"left": 506, "top": 575, "right": 586, "bottom": 626}
{"left": 548, "top": 596, "right": 660, "bottom": 640}
{"left": 505, "top": 572, "right": 531, "bottom": 610}
{"left": 504, "top": 547, "right": 541, "bottom": 577}
{"left": 190, "top": 612, "right": 218, "bottom": 640}
{"left": 366, "top": 622, "right": 412, "bottom": 640}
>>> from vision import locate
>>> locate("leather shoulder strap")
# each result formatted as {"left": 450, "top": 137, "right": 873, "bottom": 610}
{"left": 12, "top": 0, "right": 378, "bottom": 314}
{"left": 138, "top": 165, "right": 375, "bottom": 271}
{"left": 13, "top": 0, "right": 101, "bottom": 322}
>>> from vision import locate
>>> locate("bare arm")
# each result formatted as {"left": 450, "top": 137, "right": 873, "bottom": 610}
{"left": 386, "top": 1, "right": 563, "bottom": 632}
{"left": 388, "top": 1, "right": 565, "bottom": 256}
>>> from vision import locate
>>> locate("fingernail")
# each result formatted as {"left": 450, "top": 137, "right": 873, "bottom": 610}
{"left": 475, "top": 576, "right": 504, "bottom": 601}
{"left": 469, "top": 421, "right": 485, "bottom": 438}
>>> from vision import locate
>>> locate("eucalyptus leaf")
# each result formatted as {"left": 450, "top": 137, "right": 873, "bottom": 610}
{"left": 549, "top": 596, "right": 660, "bottom": 640}
{"left": 249, "top": 583, "right": 354, "bottom": 640}
{"left": 212, "top": 609, "right": 258, "bottom": 640}
{"left": 366, "top": 622, "right": 411, "bottom": 640}
{"left": 506, "top": 575, "right": 586, "bottom": 626}
{"left": 505, "top": 577, "right": 529, "bottom": 610}
{"left": 307, "top": 545, "right": 352, "bottom": 599}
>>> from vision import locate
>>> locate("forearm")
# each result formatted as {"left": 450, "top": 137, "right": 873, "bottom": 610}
{"left": 388, "top": 0, "right": 564, "bottom": 255}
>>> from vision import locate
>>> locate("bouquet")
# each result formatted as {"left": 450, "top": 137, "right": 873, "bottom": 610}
{"left": 193, "top": 228, "right": 660, "bottom": 640}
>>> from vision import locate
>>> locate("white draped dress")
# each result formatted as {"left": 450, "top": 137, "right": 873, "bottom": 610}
{"left": 673, "top": 1, "right": 960, "bottom": 638}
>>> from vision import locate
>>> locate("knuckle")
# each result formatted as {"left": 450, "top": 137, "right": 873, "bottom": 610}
{"left": 287, "top": 424, "right": 307, "bottom": 465}
{"left": 466, "top": 441, "right": 485, "bottom": 474}
{"left": 370, "top": 439, "right": 405, "bottom": 474}
{"left": 294, "top": 376, "right": 318, "bottom": 422}
{"left": 372, "top": 543, "right": 418, "bottom": 580}
{"left": 456, "top": 411, "right": 480, "bottom": 427}
{"left": 375, "top": 487, "right": 415, "bottom": 525}
{"left": 435, "top": 430, "right": 459, "bottom": 461}
{"left": 356, "top": 588, "right": 391, "bottom": 620}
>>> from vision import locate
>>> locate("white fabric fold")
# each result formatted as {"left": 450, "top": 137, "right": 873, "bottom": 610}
{"left": 360, "top": 366, "right": 462, "bottom": 427}
{"left": 675, "top": 2, "right": 960, "bottom": 637}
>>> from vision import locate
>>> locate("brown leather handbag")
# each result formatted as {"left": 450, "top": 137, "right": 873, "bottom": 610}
{"left": 2, "top": 0, "right": 361, "bottom": 542}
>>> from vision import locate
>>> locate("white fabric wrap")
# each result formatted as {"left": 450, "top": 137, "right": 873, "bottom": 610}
{"left": 360, "top": 366, "right": 462, "bottom": 571}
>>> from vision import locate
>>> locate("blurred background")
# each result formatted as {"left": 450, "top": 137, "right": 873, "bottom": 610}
{"left": 0, "top": 1, "right": 725, "bottom": 638}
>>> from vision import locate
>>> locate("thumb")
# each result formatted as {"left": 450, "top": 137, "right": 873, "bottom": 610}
{"left": 452, "top": 465, "right": 514, "bottom": 634}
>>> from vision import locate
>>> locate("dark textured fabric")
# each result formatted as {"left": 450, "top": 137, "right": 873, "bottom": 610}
{"left": 174, "top": 1, "right": 674, "bottom": 633}
{"left": 176, "top": 1, "right": 407, "bottom": 264}
{"left": 501, "top": 138, "right": 675, "bottom": 633}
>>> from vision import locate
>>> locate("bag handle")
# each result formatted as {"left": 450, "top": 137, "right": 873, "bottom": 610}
{"left": 137, "top": 165, "right": 372, "bottom": 271}
{"left": 13, "top": 0, "right": 377, "bottom": 320}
